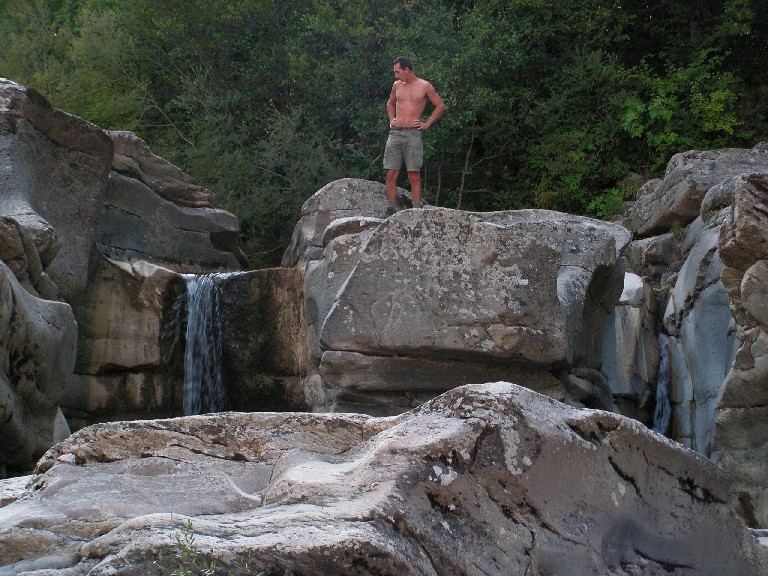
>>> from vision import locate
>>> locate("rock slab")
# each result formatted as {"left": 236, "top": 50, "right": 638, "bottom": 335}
{"left": 0, "top": 383, "right": 765, "bottom": 575}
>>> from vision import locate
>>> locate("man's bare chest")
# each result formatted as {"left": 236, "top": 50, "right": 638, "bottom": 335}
{"left": 396, "top": 83, "right": 427, "bottom": 103}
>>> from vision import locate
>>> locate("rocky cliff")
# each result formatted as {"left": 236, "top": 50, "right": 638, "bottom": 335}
{"left": 620, "top": 145, "right": 768, "bottom": 528}
{"left": 1, "top": 78, "right": 768, "bottom": 572}
{"left": 0, "top": 79, "right": 246, "bottom": 471}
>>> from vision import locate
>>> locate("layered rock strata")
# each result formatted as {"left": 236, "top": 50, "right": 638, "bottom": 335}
{"left": 97, "top": 131, "right": 247, "bottom": 272}
{"left": 712, "top": 173, "right": 768, "bottom": 528}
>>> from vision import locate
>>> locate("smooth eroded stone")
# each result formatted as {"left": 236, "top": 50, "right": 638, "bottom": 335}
{"left": 0, "top": 262, "right": 76, "bottom": 472}
{"left": 0, "top": 383, "right": 765, "bottom": 575}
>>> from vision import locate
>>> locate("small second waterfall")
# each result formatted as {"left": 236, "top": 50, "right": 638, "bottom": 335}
{"left": 183, "top": 274, "right": 227, "bottom": 415}
{"left": 652, "top": 333, "right": 671, "bottom": 435}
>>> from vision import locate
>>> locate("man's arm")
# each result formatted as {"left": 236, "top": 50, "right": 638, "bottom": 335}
{"left": 387, "top": 83, "right": 398, "bottom": 127}
{"left": 421, "top": 83, "right": 445, "bottom": 130}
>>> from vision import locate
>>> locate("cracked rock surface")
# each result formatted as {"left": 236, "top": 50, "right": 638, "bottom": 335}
{"left": 1, "top": 382, "right": 765, "bottom": 575}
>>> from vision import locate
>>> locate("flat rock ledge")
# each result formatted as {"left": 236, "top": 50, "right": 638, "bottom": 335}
{"left": 1, "top": 383, "right": 766, "bottom": 576}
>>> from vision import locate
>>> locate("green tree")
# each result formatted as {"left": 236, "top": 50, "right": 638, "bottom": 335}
{"left": 1, "top": 0, "right": 766, "bottom": 264}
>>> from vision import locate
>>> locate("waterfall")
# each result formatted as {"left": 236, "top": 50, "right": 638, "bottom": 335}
{"left": 652, "top": 333, "right": 671, "bottom": 435}
{"left": 183, "top": 274, "right": 227, "bottom": 415}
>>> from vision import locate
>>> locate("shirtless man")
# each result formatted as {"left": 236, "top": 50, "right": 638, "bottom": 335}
{"left": 383, "top": 56, "right": 445, "bottom": 216}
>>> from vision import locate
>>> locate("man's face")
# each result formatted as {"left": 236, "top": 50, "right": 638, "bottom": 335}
{"left": 393, "top": 63, "right": 409, "bottom": 82}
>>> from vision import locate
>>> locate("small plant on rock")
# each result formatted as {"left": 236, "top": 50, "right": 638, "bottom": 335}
{"left": 155, "top": 519, "right": 261, "bottom": 576}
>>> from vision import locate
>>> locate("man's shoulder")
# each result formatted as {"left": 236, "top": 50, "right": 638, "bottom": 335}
{"left": 416, "top": 78, "right": 435, "bottom": 91}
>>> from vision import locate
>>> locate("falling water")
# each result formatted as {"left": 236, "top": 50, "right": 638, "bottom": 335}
{"left": 652, "top": 333, "right": 671, "bottom": 435}
{"left": 183, "top": 274, "right": 227, "bottom": 415}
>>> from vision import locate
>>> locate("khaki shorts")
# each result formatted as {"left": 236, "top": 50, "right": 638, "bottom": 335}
{"left": 384, "top": 128, "right": 423, "bottom": 172}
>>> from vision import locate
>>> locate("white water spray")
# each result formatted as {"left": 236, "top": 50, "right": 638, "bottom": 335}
{"left": 183, "top": 274, "right": 226, "bottom": 415}
{"left": 652, "top": 333, "right": 671, "bottom": 435}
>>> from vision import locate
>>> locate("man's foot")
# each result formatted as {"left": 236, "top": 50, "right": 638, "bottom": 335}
{"left": 382, "top": 206, "right": 398, "bottom": 218}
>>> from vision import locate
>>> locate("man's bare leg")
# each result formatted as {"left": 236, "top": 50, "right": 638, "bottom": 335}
{"left": 384, "top": 169, "right": 401, "bottom": 216}
{"left": 386, "top": 169, "right": 399, "bottom": 202}
{"left": 407, "top": 171, "right": 422, "bottom": 207}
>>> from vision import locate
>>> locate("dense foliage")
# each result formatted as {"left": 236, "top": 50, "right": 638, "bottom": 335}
{"left": 1, "top": 0, "right": 766, "bottom": 267}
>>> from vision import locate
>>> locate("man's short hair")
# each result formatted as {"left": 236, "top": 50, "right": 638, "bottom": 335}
{"left": 393, "top": 56, "right": 413, "bottom": 70}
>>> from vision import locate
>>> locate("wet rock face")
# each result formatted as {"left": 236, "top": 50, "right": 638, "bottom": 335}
{"left": 216, "top": 268, "right": 310, "bottom": 412}
{"left": 1, "top": 383, "right": 766, "bottom": 575}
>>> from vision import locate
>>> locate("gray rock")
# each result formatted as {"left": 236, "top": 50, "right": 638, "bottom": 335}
{"left": 625, "top": 148, "right": 768, "bottom": 237}
{"left": 62, "top": 255, "right": 185, "bottom": 428}
{"left": 663, "top": 225, "right": 737, "bottom": 453}
{"left": 281, "top": 178, "right": 412, "bottom": 268}
{"left": 1, "top": 383, "right": 765, "bottom": 575}
{"left": 74, "top": 256, "right": 185, "bottom": 374}
{"left": 601, "top": 273, "right": 658, "bottom": 417}
{"left": 305, "top": 225, "right": 378, "bottom": 361}
{"left": 322, "top": 215, "right": 383, "bottom": 246}
{"left": 0, "top": 262, "right": 76, "bottom": 473}
{"left": 742, "top": 260, "right": 768, "bottom": 331}
{"left": 319, "top": 350, "right": 566, "bottom": 396}
{"left": 320, "top": 208, "right": 628, "bottom": 368}
{"left": 98, "top": 133, "right": 247, "bottom": 272}
{"left": 719, "top": 173, "right": 768, "bottom": 321}
{"left": 109, "top": 131, "right": 220, "bottom": 208}
{"left": 0, "top": 78, "right": 113, "bottom": 302}
{"left": 713, "top": 172, "right": 768, "bottom": 528}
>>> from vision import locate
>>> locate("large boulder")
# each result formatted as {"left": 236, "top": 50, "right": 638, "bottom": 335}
{"left": 625, "top": 146, "right": 768, "bottom": 237}
{"left": 97, "top": 131, "right": 247, "bottom": 273}
{"left": 293, "top": 186, "right": 630, "bottom": 415}
{"left": 1, "top": 383, "right": 765, "bottom": 575}
{"left": 320, "top": 208, "right": 628, "bottom": 368}
{"left": 0, "top": 261, "right": 76, "bottom": 475}
{"left": 0, "top": 78, "right": 113, "bottom": 302}
{"left": 281, "top": 178, "right": 413, "bottom": 268}
{"left": 713, "top": 172, "right": 768, "bottom": 528}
